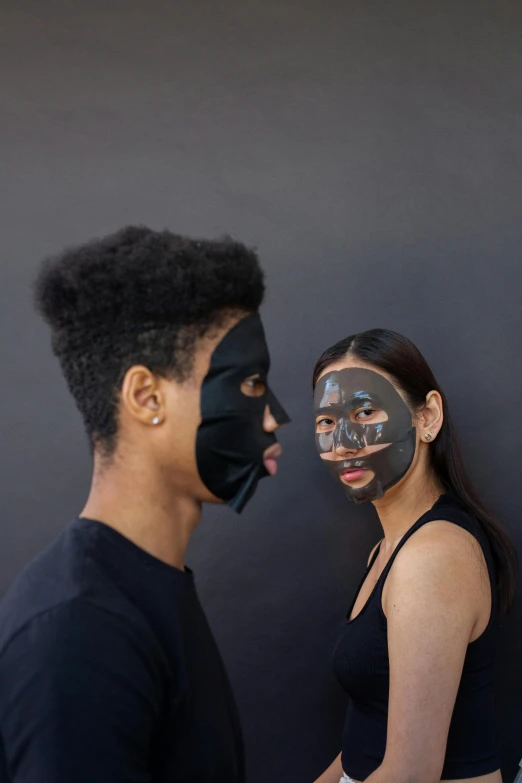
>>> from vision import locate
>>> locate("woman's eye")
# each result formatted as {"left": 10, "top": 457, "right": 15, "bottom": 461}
{"left": 352, "top": 408, "right": 388, "bottom": 424}
{"left": 240, "top": 376, "right": 266, "bottom": 398}
{"left": 316, "top": 417, "right": 335, "bottom": 429}
{"left": 355, "top": 408, "right": 376, "bottom": 420}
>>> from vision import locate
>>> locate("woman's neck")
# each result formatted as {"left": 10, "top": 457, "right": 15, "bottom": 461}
{"left": 372, "top": 467, "right": 443, "bottom": 544}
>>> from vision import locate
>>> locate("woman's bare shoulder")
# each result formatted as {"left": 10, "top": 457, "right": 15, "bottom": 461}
{"left": 384, "top": 519, "right": 488, "bottom": 610}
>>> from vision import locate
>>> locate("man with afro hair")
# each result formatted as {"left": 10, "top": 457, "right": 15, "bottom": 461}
{"left": 0, "top": 226, "right": 289, "bottom": 783}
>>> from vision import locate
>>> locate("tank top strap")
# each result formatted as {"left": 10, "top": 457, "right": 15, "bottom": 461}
{"left": 368, "top": 539, "right": 383, "bottom": 569}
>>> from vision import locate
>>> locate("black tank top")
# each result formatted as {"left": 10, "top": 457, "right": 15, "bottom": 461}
{"left": 332, "top": 494, "right": 500, "bottom": 781}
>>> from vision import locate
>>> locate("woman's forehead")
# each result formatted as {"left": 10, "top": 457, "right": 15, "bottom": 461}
{"left": 316, "top": 356, "right": 396, "bottom": 389}
{"left": 314, "top": 361, "right": 408, "bottom": 408}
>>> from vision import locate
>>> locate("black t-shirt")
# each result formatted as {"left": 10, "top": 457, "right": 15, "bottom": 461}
{"left": 0, "top": 517, "right": 244, "bottom": 783}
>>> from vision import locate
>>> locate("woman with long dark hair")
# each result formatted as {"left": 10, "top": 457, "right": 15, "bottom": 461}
{"left": 312, "top": 329, "right": 517, "bottom": 783}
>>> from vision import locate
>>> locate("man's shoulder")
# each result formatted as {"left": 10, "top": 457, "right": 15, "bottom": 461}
{"left": 0, "top": 598, "right": 168, "bottom": 749}
{"left": 0, "top": 522, "right": 148, "bottom": 658}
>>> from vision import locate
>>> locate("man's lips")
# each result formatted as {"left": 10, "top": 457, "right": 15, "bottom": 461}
{"left": 263, "top": 443, "right": 282, "bottom": 476}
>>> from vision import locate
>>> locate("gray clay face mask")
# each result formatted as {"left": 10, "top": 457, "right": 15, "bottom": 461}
{"left": 313, "top": 367, "right": 416, "bottom": 503}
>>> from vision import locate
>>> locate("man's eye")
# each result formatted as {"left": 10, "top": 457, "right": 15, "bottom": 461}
{"left": 240, "top": 376, "right": 266, "bottom": 398}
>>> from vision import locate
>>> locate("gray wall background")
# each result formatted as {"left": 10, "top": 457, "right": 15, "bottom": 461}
{"left": 1, "top": 1, "right": 521, "bottom": 780}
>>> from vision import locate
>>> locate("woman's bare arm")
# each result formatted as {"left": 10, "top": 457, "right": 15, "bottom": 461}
{"left": 361, "top": 522, "right": 485, "bottom": 783}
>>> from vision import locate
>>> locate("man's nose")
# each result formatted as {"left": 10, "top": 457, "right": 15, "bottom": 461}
{"left": 263, "top": 404, "right": 280, "bottom": 433}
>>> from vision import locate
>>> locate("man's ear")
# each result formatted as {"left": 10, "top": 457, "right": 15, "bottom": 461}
{"left": 120, "top": 365, "right": 164, "bottom": 427}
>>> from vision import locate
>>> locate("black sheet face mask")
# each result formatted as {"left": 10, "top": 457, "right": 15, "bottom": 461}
{"left": 314, "top": 367, "right": 416, "bottom": 503}
{"left": 196, "top": 313, "right": 290, "bottom": 513}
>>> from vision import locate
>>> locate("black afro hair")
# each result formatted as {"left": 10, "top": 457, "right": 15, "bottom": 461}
{"left": 34, "top": 225, "right": 265, "bottom": 454}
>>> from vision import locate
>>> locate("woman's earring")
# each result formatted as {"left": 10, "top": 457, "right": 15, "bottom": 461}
{"left": 424, "top": 431, "right": 433, "bottom": 441}
{"left": 152, "top": 416, "right": 160, "bottom": 425}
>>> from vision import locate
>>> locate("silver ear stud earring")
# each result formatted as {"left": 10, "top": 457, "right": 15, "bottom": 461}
{"left": 424, "top": 432, "right": 433, "bottom": 441}
{"left": 152, "top": 416, "right": 160, "bottom": 425}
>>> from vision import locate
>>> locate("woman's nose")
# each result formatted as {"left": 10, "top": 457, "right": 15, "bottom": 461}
{"left": 333, "top": 418, "right": 366, "bottom": 457}
{"left": 263, "top": 404, "right": 280, "bottom": 433}
{"left": 332, "top": 419, "right": 364, "bottom": 455}
{"left": 333, "top": 442, "right": 358, "bottom": 457}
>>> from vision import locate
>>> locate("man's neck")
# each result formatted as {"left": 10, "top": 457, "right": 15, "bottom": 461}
{"left": 81, "top": 458, "right": 202, "bottom": 572}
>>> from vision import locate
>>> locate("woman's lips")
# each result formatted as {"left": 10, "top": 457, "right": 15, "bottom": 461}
{"left": 340, "top": 468, "right": 368, "bottom": 483}
{"left": 263, "top": 443, "right": 282, "bottom": 476}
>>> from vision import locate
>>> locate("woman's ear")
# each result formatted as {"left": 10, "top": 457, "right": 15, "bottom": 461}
{"left": 418, "top": 390, "right": 443, "bottom": 442}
